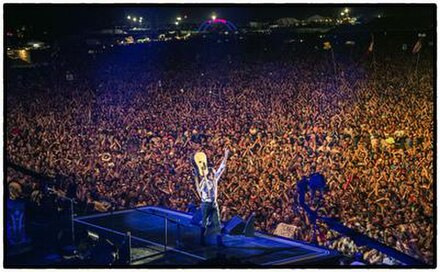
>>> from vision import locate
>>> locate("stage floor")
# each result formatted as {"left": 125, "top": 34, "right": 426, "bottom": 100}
{"left": 74, "top": 206, "right": 340, "bottom": 266}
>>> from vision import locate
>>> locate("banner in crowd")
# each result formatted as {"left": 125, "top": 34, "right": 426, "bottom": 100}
{"left": 323, "top": 41, "right": 332, "bottom": 50}
{"left": 412, "top": 39, "right": 423, "bottom": 54}
{"left": 368, "top": 34, "right": 374, "bottom": 53}
{"left": 274, "top": 223, "right": 299, "bottom": 238}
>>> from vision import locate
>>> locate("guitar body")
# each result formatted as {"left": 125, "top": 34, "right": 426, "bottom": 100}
{"left": 194, "top": 152, "right": 208, "bottom": 178}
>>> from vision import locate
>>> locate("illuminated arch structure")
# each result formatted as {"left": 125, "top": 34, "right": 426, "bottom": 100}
{"left": 198, "top": 18, "right": 238, "bottom": 32}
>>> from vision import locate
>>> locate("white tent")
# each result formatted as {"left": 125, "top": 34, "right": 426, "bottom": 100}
{"left": 306, "top": 15, "right": 326, "bottom": 23}
{"left": 276, "top": 17, "right": 301, "bottom": 27}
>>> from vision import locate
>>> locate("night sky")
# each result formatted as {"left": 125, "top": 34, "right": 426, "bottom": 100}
{"left": 5, "top": 4, "right": 435, "bottom": 36}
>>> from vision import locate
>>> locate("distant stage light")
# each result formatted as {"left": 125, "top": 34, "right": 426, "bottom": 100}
{"left": 175, "top": 21, "right": 179, "bottom": 25}
{"left": 133, "top": 17, "right": 137, "bottom": 22}
{"left": 127, "top": 15, "right": 131, "bottom": 20}
{"left": 211, "top": 14, "right": 217, "bottom": 20}
{"left": 340, "top": 12, "right": 345, "bottom": 16}
{"left": 344, "top": 8, "right": 349, "bottom": 13}
{"left": 177, "top": 17, "right": 182, "bottom": 21}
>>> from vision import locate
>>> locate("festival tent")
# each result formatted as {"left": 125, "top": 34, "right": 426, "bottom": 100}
{"left": 276, "top": 17, "right": 301, "bottom": 27}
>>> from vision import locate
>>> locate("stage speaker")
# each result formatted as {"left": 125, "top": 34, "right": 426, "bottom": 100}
{"left": 243, "top": 213, "right": 256, "bottom": 237}
{"left": 223, "top": 216, "right": 245, "bottom": 235}
{"left": 190, "top": 208, "right": 203, "bottom": 225}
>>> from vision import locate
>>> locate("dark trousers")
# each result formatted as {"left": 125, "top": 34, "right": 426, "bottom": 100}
{"left": 200, "top": 201, "right": 223, "bottom": 247}
{"left": 201, "top": 201, "right": 221, "bottom": 235}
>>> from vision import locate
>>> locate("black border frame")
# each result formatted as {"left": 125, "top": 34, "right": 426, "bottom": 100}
{"left": 3, "top": 2, "right": 437, "bottom": 269}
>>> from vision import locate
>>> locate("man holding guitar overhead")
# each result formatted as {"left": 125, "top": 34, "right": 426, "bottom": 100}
{"left": 193, "top": 148, "right": 230, "bottom": 247}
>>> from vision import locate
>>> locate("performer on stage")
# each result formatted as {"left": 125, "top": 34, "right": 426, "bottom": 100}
{"left": 193, "top": 148, "right": 230, "bottom": 246}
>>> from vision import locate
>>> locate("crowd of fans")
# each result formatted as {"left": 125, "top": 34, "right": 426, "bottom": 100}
{"left": 6, "top": 37, "right": 433, "bottom": 265}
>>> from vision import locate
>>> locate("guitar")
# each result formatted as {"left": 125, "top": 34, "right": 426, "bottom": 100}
{"left": 193, "top": 152, "right": 208, "bottom": 178}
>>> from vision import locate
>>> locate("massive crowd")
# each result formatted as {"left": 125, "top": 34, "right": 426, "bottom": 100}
{"left": 6, "top": 38, "right": 434, "bottom": 264}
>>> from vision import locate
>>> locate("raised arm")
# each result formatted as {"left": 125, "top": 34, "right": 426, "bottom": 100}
{"left": 194, "top": 173, "right": 202, "bottom": 198}
{"left": 190, "top": 155, "right": 202, "bottom": 197}
{"left": 215, "top": 149, "right": 230, "bottom": 181}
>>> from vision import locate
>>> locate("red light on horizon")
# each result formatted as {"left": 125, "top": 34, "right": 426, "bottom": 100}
{"left": 208, "top": 18, "right": 228, "bottom": 24}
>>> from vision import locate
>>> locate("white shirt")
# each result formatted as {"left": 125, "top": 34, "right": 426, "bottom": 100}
{"left": 197, "top": 160, "right": 227, "bottom": 202}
